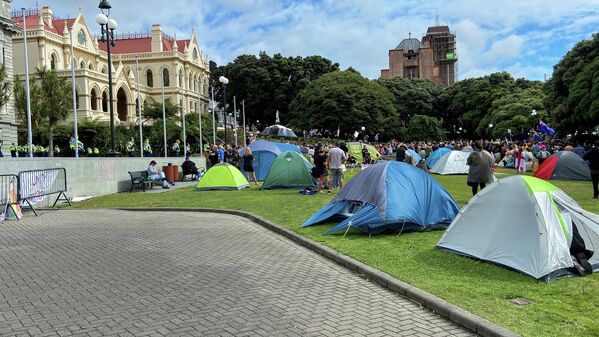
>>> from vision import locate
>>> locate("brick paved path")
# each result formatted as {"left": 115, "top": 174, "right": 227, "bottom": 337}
{"left": 0, "top": 210, "right": 474, "bottom": 337}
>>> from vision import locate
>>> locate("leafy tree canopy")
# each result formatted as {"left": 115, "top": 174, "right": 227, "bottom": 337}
{"left": 288, "top": 70, "right": 396, "bottom": 137}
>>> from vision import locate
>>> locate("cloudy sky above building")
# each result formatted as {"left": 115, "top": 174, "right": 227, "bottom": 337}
{"left": 14, "top": 0, "right": 599, "bottom": 81}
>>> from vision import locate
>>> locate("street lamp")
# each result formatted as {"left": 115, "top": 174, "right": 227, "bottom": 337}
{"left": 96, "top": 1, "right": 119, "bottom": 156}
{"left": 219, "top": 76, "right": 229, "bottom": 144}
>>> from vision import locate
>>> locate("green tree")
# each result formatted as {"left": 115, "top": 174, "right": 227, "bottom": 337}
{"left": 141, "top": 97, "right": 179, "bottom": 121}
{"left": 477, "top": 85, "right": 546, "bottom": 138}
{"left": 378, "top": 77, "right": 442, "bottom": 118}
{"left": 407, "top": 115, "right": 445, "bottom": 141}
{"left": 32, "top": 69, "right": 72, "bottom": 156}
{"left": 545, "top": 33, "right": 599, "bottom": 133}
{"left": 288, "top": 70, "right": 396, "bottom": 138}
{"left": 14, "top": 75, "right": 43, "bottom": 130}
{"left": 211, "top": 52, "right": 339, "bottom": 125}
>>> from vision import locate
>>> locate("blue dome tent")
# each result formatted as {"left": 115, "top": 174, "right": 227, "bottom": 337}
{"left": 239, "top": 140, "right": 300, "bottom": 181}
{"left": 405, "top": 149, "right": 421, "bottom": 163}
{"left": 301, "top": 161, "right": 459, "bottom": 235}
{"left": 426, "top": 147, "right": 451, "bottom": 168}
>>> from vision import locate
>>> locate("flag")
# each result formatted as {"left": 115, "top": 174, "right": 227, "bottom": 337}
{"left": 539, "top": 120, "right": 555, "bottom": 137}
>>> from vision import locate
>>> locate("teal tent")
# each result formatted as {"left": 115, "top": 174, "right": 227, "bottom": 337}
{"left": 262, "top": 151, "right": 314, "bottom": 190}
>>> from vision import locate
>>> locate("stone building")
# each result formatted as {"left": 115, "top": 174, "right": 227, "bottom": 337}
{"left": 11, "top": 6, "right": 210, "bottom": 129}
{"left": 0, "top": 0, "right": 19, "bottom": 154}
{"left": 381, "top": 23, "right": 457, "bottom": 86}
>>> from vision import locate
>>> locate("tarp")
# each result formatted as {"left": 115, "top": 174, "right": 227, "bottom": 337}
{"left": 196, "top": 163, "right": 250, "bottom": 190}
{"left": 302, "top": 161, "right": 459, "bottom": 235}
{"left": 262, "top": 151, "right": 314, "bottom": 190}
{"left": 534, "top": 151, "right": 591, "bottom": 181}
{"left": 437, "top": 176, "right": 599, "bottom": 281}
{"left": 238, "top": 140, "right": 298, "bottom": 181}
{"left": 426, "top": 147, "right": 451, "bottom": 168}
{"left": 430, "top": 150, "right": 472, "bottom": 175}
{"left": 347, "top": 142, "right": 381, "bottom": 163}
{"left": 262, "top": 125, "right": 298, "bottom": 137}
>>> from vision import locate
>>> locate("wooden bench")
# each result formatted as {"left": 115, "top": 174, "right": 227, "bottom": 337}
{"left": 128, "top": 171, "right": 162, "bottom": 192}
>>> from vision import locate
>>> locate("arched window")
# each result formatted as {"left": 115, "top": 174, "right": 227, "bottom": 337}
{"left": 101, "top": 67, "right": 107, "bottom": 74}
{"left": 75, "top": 89, "right": 80, "bottom": 109}
{"left": 162, "top": 68, "right": 170, "bottom": 87}
{"left": 50, "top": 53, "right": 57, "bottom": 70}
{"left": 90, "top": 89, "right": 98, "bottom": 110}
{"left": 80, "top": 60, "right": 85, "bottom": 69}
{"left": 146, "top": 69, "right": 153, "bottom": 87}
{"left": 189, "top": 75, "right": 193, "bottom": 90}
{"left": 102, "top": 91, "right": 108, "bottom": 112}
{"left": 178, "top": 70, "right": 183, "bottom": 88}
{"left": 88, "top": 63, "right": 93, "bottom": 71}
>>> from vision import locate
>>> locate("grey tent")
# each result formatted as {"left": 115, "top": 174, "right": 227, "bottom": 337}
{"left": 437, "top": 175, "right": 599, "bottom": 281}
{"left": 262, "top": 125, "right": 298, "bottom": 138}
{"left": 534, "top": 151, "right": 591, "bottom": 180}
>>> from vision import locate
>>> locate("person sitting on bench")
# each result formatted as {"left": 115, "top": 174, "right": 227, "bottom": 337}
{"left": 182, "top": 157, "right": 201, "bottom": 180}
{"left": 147, "top": 160, "right": 173, "bottom": 189}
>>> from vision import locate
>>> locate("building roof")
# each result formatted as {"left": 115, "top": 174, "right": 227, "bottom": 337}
{"left": 395, "top": 38, "right": 422, "bottom": 52}
{"left": 426, "top": 25, "right": 450, "bottom": 34}
{"left": 13, "top": 14, "right": 75, "bottom": 34}
{"left": 97, "top": 36, "right": 188, "bottom": 55}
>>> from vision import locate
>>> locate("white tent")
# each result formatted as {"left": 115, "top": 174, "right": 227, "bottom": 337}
{"left": 430, "top": 150, "right": 472, "bottom": 175}
{"left": 437, "top": 176, "right": 599, "bottom": 281}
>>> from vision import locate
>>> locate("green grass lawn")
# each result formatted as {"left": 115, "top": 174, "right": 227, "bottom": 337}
{"left": 73, "top": 168, "right": 599, "bottom": 337}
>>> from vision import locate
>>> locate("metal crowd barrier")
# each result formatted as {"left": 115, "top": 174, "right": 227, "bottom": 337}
{"left": 0, "top": 174, "right": 20, "bottom": 220}
{"left": 17, "top": 168, "right": 71, "bottom": 216}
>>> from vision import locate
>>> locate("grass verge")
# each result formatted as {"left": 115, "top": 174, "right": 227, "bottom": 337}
{"left": 72, "top": 168, "right": 599, "bottom": 337}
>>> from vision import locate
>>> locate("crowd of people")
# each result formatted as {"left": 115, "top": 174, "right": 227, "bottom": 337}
{"left": 196, "top": 135, "right": 599, "bottom": 196}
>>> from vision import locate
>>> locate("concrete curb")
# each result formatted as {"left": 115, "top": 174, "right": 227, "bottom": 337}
{"left": 113, "top": 207, "right": 520, "bottom": 337}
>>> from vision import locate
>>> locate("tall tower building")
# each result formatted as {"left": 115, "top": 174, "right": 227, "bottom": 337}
{"left": 381, "top": 21, "right": 457, "bottom": 86}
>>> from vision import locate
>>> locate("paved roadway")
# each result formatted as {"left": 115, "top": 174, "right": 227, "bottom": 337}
{"left": 0, "top": 210, "right": 474, "bottom": 336}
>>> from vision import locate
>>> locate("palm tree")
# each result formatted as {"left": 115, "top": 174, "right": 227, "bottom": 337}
{"left": 34, "top": 68, "right": 72, "bottom": 156}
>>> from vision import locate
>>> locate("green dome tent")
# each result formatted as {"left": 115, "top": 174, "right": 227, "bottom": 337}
{"left": 347, "top": 142, "right": 381, "bottom": 163}
{"left": 262, "top": 151, "right": 315, "bottom": 190}
{"left": 196, "top": 163, "right": 250, "bottom": 191}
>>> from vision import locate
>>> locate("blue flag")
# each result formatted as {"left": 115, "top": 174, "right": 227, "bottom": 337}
{"left": 539, "top": 120, "right": 555, "bottom": 137}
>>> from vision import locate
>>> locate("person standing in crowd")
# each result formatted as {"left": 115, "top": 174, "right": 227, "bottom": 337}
{"left": 172, "top": 139, "right": 181, "bottom": 157}
{"left": 327, "top": 142, "right": 347, "bottom": 189}
{"left": 242, "top": 147, "right": 259, "bottom": 187}
{"left": 536, "top": 144, "right": 550, "bottom": 166}
{"left": 395, "top": 144, "right": 406, "bottom": 162}
{"left": 514, "top": 146, "right": 526, "bottom": 175}
{"left": 208, "top": 145, "right": 220, "bottom": 168}
{"left": 466, "top": 142, "right": 495, "bottom": 196}
{"left": 584, "top": 140, "right": 599, "bottom": 199}
{"left": 9, "top": 143, "right": 16, "bottom": 157}
{"left": 313, "top": 146, "right": 328, "bottom": 193}
{"left": 126, "top": 138, "right": 136, "bottom": 157}
{"left": 143, "top": 138, "right": 153, "bottom": 157}
{"left": 217, "top": 145, "right": 225, "bottom": 163}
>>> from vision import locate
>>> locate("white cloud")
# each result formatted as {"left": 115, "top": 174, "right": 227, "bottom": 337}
{"left": 13, "top": 0, "right": 599, "bottom": 81}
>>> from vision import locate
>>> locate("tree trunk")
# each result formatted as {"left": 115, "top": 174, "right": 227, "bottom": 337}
{"left": 49, "top": 122, "right": 54, "bottom": 157}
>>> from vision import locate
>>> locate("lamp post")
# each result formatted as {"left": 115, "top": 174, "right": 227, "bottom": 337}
{"left": 219, "top": 76, "right": 229, "bottom": 144}
{"left": 21, "top": 8, "right": 33, "bottom": 157}
{"left": 96, "top": 0, "right": 119, "bottom": 156}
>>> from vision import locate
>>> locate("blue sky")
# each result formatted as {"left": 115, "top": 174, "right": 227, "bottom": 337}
{"left": 14, "top": 0, "right": 599, "bottom": 81}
